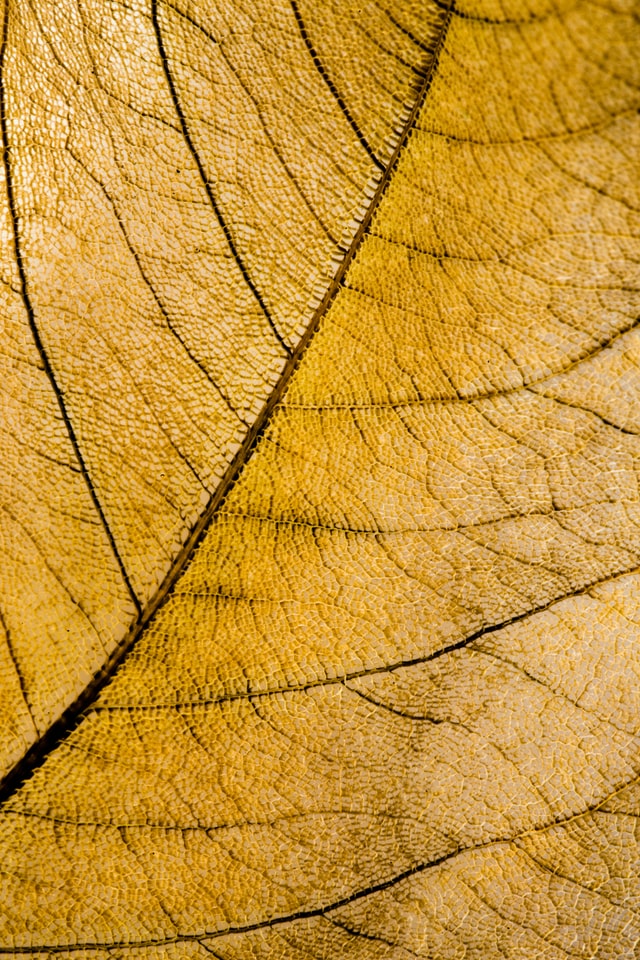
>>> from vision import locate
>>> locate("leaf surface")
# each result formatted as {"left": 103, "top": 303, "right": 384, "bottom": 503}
{"left": 2, "top": 0, "right": 640, "bottom": 956}
{"left": 0, "top": 0, "right": 434, "bottom": 776}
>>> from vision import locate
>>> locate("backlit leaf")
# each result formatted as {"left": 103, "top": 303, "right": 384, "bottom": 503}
{"left": 1, "top": 0, "right": 640, "bottom": 956}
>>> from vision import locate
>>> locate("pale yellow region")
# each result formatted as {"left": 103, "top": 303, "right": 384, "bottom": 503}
{"left": 289, "top": 4, "right": 640, "bottom": 405}
{"left": 0, "top": 167, "right": 133, "bottom": 778}
{"left": 3, "top": 575, "right": 640, "bottom": 945}
{"left": 2, "top": 0, "right": 640, "bottom": 956}
{"left": 326, "top": 818, "right": 640, "bottom": 959}
{"left": 293, "top": 0, "right": 430, "bottom": 156}
{"left": 535, "top": 325, "right": 640, "bottom": 432}
{"left": 0, "top": 0, "right": 436, "bottom": 775}
{"left": 159, "top": 0, "right": 445, "bottom": 341}
{"left": 102, "top": 382, "right": 640, "bottom": 711}
{"left": 207, "top": 773, "right": 640, "bottom": 958}
{"left": 7, "top": 0, "right": 283, "bottom": 602}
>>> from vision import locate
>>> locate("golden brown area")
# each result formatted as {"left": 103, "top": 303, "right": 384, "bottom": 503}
{"left": 0, "top": 0, "right": 439, "bottom": 776}
{"left": 1, "top": 0, "right": 640, "bottom": 956}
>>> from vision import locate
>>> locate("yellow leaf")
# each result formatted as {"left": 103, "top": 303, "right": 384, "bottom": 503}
{"left": 2, "top": 0, "right": 640, "bottom": 956}
{"left": 0, "top": 0, "right": 430, "bottom": 775}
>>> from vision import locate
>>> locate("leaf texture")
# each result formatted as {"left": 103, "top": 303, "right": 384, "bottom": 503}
{"left": 0, "top": 0, "right": 437, "bottom": 776}
{"left": 3, "top": 0, "right": 640, "bottom": 956}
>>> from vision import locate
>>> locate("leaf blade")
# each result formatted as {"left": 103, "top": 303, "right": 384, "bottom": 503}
{"left": 0, "top": 0, "right": 443, "bottom": 778}
{"left": 2, "top": 0, "right": 640, "bottom": 956}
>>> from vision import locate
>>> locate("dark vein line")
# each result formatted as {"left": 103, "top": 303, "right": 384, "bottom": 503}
{"left": 66, "top": 147, "right": 245, "bottom": 422}
{"left": 513, "top": 843, "right": 627, "bottom": 907}
{"left": 2, "top": 808, "right": 430, "bottom": 832}
{"left": 199, "top": 946, "right": 225, "bottom": 960}
{"left": 324, "top": 915, "right": 420, "bottom": 955}
{"left": 0, "top": 854, "right": 503, "bottom": 953}
{"left": 213, "top": 492, "right": 618, "bottom": 540}
{"left": 0, "top": 2, "right": 141, "bottom": 617}
{"left": 456, "top": 877, "right": 580, "bottom": 959}
{"left": 0, "top": 422, "right": 81, "bottom": 473}
{"left": 285, "top": 313, "right": 640, "bottom": 410}
{"left": 530, "top": 391, "right": 640, "bottom": 436}
{"left": 4, "top": 769, "right": 639, "bottom": 953}
{"left": 368, "top": 225, "right": 639, "bottom": 263}
{"left": 0, "top": 502, "right": 102, "bottom": 636}
{"left": 343, "top": 682, "right": 443, "bottom": 722}
{"left": 151, "top": 0, "right": 291, "bottom": 355}
{"left": 0, "top": 604, "right": 35, "bottom": 731}
{"left": 431, "top": 0, "right": 574, "bottom": 25}
{"left": 540, "top": 138, "right": 640, "bottom": 215}
{"left": 95, "top": 559, "right": 640, "bottom": 714}
{"left": 289, "top": 0, "right": 385, "bottom": 171}
{"left": 474, "top": 647, "right": 635, "bottom": 738}
{"left": 352, "top": 18, "right": 422, "bottom": 75}
{"left": 0, "top": 0, "right": 454, "bottom": 806}
{"left": 163, "top": 0, "right": 339, "bottom": 247}
{"left": 379, "top": 6, "right": 440, "bottom": 54}
{"left": 421, "top": 104, "right": 640, "bottom": 147}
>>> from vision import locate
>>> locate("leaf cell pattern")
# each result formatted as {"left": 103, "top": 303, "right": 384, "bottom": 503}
{"left": 0, "top": 0, "right": 439, "bottom": 777}
{"left": 2, "top": 0, "right": 640, "bottom": 957}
